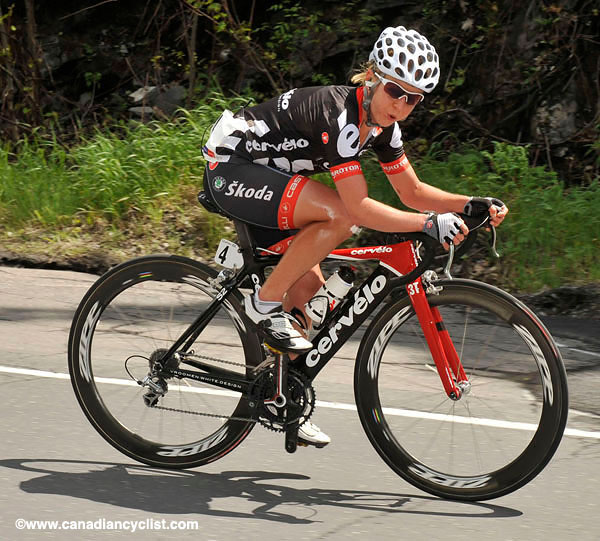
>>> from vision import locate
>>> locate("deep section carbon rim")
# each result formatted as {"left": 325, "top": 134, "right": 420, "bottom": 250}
{"left": 355, "top": 280, "right": 568, "bottom": 500}
{"left": 68, "top": 256, "right": 262, "bottom": 468}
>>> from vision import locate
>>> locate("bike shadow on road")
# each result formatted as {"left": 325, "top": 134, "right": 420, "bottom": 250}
{"left": 1, "top": 458, "right": 522, "bottom": 524}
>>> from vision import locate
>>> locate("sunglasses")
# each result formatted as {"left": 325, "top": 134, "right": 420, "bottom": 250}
{"left": 373, "top": 72, "right": 424, "bottom": 106}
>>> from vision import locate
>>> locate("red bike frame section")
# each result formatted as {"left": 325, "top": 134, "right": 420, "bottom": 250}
{"left": 330, "top": 240, "right": 468, "bottom": 400}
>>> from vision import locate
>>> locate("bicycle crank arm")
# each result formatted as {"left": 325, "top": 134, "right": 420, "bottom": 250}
{"left": 262, "top": 352, "right": 288, "bottom": 408}
{"left": 285, "top": 422, "right": 299, "bottom": 453}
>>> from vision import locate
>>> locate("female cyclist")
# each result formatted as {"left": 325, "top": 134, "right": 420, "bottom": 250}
{"left": 202, "top": 26, "right": 508, "bottom": 445}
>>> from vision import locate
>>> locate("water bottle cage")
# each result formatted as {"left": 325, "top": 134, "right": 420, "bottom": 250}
{"left": 305, "top": 294, "right": 333, "bottom": 328}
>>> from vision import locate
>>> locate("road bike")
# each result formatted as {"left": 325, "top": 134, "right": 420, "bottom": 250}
{"left": 68, "top": 196, "right": 568, "bottom": 501}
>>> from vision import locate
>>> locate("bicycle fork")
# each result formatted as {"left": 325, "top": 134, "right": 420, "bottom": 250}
{"left": 407, "top": 278, "right": 468, "bottom": 400}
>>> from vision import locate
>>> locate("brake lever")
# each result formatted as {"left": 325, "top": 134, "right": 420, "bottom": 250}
{"left": 444, "top": 244, "right": 455, "bottom": 280}
{"left": 443, "top": 221, "right": 500, "bottom": 280}
{"left": 490, "top": 225, "right": 500, "bottom": 258}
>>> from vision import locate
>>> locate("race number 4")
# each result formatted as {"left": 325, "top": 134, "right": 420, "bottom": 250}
{"left": 214, "top": 239, "right": 243, "bottom": 269}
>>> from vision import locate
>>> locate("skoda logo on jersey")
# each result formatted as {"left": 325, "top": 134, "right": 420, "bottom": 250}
{"left": 213, "top": 176, "right": 226, "bottom": 192}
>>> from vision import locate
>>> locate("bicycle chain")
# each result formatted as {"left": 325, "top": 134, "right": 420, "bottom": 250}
{"left": 149, "top": 352, "right": 314, "bottom": 429}
{"left": 182, "top": 351, "right": 249, "bottom": 368}
{"left": 147, "top": 351, "right": 265, "bottom": 422}
{"left": 150, "top": 404, "right": 257, "bottom": 423}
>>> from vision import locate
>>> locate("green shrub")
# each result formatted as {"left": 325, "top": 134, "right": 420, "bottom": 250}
{"left": 1, "top": 101, "right": 598, "bottom": 292}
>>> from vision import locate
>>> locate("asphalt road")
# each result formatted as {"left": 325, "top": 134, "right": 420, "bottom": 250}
{"left": 1, "top": 266, "right": 599, "bottom": 540}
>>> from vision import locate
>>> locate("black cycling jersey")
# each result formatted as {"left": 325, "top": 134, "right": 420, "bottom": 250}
{"left": 203, "top": 85, "right": 410, "bottom": 183}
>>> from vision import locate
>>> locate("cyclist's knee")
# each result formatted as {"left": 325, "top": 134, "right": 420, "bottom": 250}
{"left": 328, "top": 206, "right": 356, "bottom": 239}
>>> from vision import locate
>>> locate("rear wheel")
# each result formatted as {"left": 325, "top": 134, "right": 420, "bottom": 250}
{"left": 68, "top": 255, "right": 263, "bottom": 468}
{"left": 354, "top": 279, "right": 568, "bottom": 501}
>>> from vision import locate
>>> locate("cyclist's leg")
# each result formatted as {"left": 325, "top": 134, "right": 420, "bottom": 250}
{"left": 283, "top": 264, "right": 324, "bottom": 320}
{"left": 205, "top": 159, "right": 355, "bottom": 303}
{"left": 204, "top": 159, "right": 354, "bottom": 351}
{"left": 259, "top": 179, "right": 355, "bottom": 302}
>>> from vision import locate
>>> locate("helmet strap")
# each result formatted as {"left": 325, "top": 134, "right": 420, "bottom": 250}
{"left": 362, "top": 80, "right": 382, "bottom": 128}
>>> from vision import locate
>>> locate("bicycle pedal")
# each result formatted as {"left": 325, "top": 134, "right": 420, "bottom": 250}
{"left": 263, "top": 342, "right": 284, "bottom": 355}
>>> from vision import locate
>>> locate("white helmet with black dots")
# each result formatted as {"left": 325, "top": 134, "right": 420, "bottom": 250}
{"left": 369, "top": 26, "right": 440, "bottom": 93}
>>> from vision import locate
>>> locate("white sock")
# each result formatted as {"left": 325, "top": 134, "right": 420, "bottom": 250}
{"left": 253, "top": 289, "right": 282, "bottom": 315}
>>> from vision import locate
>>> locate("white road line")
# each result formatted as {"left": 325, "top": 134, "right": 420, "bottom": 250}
{"left": 555, "top": 341, "right": 600, "bottom": 358}
{"left": 3, "top": 365, "right": 600, "bottom": 440}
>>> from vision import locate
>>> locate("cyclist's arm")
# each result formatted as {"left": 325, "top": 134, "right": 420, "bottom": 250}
{"left": 383, "top": 158, "right": 469, "bottom": 213}
{"left": 334, "top": 172, "right": 428, "bottom": 233}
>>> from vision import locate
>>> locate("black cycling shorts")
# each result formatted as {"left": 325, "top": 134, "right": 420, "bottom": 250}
{"left": 204, "top": 155, "right": 310, "bottom": 251}
{"left": 204, "top": 155, "right": 310, "bottom": 230}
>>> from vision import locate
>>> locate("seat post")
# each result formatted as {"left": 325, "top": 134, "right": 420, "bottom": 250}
{"left": 234, "top": 221, "right": 259, "bottom": 267}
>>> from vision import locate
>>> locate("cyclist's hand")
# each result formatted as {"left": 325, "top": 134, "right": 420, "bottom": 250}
{"left": 423, "top": 212, "right": 468, "bottom": 250}
{"left": 464, "top": 197, "right": 508, "bottom": 228}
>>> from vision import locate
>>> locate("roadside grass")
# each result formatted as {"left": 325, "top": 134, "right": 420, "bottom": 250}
{"left": 1, "top": 99, "right": 598, "bottom": 292}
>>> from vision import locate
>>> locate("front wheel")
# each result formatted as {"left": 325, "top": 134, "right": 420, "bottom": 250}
{"left": 68, "top": 255, "right": 263, "bottom": 469}
{"left": 354, "top": 279, "right": 568, "bottom": 501}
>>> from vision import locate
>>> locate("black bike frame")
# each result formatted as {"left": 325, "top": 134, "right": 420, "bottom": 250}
{"left": 157, "top": 254, "right": 399, "bottom": 392}
{"left": 155, "top": 212, "right": 430, "bottom": 395}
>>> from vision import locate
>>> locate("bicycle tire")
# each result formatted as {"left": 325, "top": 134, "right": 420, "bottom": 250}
{"left": 354, "top": 279, "right": 568, "bottom": 501}
{"left": 68, "top": 254, "right": 263, "bottom": 469}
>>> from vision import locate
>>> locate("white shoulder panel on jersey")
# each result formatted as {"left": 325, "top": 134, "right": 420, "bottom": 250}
{"left": 390, "top": 122, "right": 403, "bottom": 149}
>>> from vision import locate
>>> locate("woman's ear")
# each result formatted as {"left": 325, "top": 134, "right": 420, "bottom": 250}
{"left": 365, "top": 68, "right": 377, "bottom": 88}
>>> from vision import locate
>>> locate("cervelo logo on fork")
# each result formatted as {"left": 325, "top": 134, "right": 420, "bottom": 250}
{"left": 306, "top": 275, "right": 387, "bottom": 367}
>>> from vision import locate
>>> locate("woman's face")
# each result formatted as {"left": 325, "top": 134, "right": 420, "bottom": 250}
{"left": 367, "top": 71, "right": 423, "bottom": 127}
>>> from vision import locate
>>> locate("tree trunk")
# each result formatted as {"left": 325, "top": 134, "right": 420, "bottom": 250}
{"left": 24, "top": 0, "right": 42, "bottom": 125}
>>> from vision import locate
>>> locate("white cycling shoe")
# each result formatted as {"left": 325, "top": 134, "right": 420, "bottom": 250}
{"left": 298, "top": 420, "right": 331, "bottom": 448}
{"left": 244, "top": 291, "right": 312, "bottom": 353}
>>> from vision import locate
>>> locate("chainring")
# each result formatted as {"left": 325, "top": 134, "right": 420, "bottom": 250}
{"left": 249, "top": 367, "right": 315, "bottom": 432}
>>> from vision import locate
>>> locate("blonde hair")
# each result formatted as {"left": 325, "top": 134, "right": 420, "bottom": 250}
{"left": 350, "top": 61, "right": 374, "bottom": 85}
